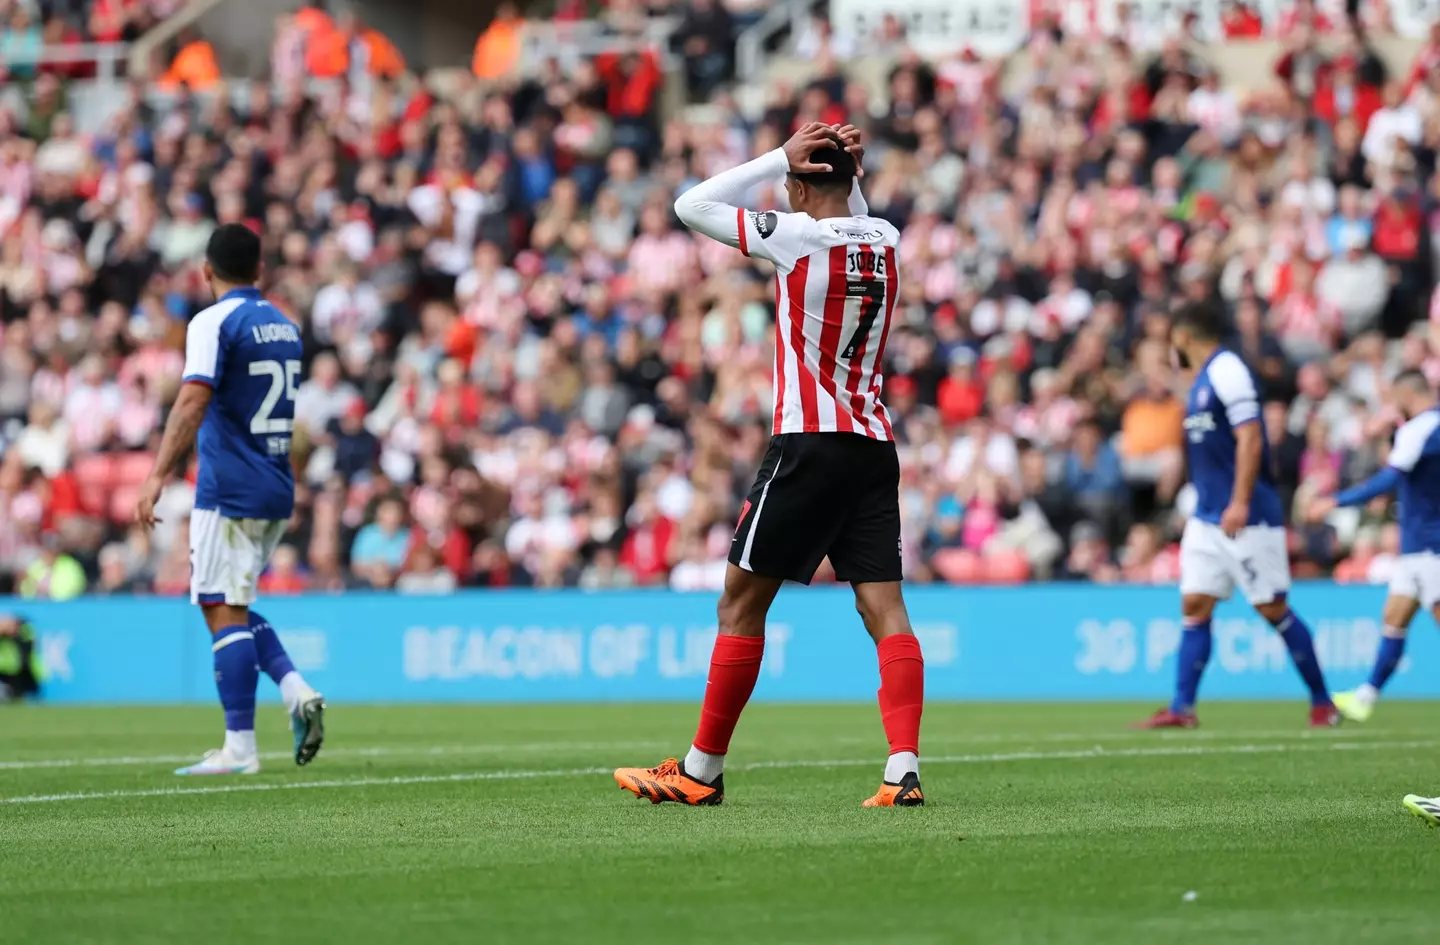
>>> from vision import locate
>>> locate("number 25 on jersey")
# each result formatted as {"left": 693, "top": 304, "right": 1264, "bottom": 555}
{"left": 249, "top": 359, "right": 300, "bottom": 454}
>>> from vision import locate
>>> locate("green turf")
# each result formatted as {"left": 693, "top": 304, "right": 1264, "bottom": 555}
{"left": 2, "top": 702, "right": 1438, "bottom": 945}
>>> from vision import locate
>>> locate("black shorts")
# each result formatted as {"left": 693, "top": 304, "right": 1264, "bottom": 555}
{"left": 729, "top": 433, "right": 902, "bottom": 585}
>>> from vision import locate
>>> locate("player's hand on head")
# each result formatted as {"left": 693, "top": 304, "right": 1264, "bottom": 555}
{"left": 831, "top": 123, "right": 865, "bottom": 177}
{"left": 782, "top": 122, "right": 839, "bottom": 175}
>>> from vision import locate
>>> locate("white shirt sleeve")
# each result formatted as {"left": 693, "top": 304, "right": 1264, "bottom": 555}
{"left": 673, "top": 148, "right": 815, "bottom": 273}
{"left": 1389, "top": 411, "right": 1440, "bottom": 472}
{"left": 182, "top": 298, "right": 242, "bottom": 386}
{"left": 847, "top": 178, "right": 869, "bottom": 216}
{"left": 1206, "top": 350, "right": 1261, "bottom": 427}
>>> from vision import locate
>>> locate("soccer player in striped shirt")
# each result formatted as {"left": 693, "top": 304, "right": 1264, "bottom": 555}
{"left": 613, "top": 124, "right": 926, "bottom": 808}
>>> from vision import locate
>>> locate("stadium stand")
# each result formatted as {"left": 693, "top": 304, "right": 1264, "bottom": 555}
{"left": 2, "top": 0, "right": 1440, "bottom": 595}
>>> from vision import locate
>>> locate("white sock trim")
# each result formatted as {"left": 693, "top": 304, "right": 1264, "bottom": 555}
{"left": 884, "top": 751, "right": 918, "bottom": 783}
{"left": 212, "top": 630, "right": 255, "bottom": 652}
{"left": 224, "top": 729, "right": 258, "bottom": 759}
{"left": 683, "top": 745, "right": 725, "bottom": 784}
{"left": 277, "top": 672, "right": 315, "bottom": 715}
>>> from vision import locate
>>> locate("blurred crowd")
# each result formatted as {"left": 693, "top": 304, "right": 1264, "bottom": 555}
{"left": 0, "top": 0, "right": 184, "bottom": 81}
{"left": 2, "top": 1, "right": 1440, "bottom": 598}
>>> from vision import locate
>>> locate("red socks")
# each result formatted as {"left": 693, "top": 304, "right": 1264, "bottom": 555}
{"left": 692, "top": 634, "right": 765, "bottom": 755}
{"left": 877, "top": 634, "right": 924, "bottom": 755}
{"left": 692, "top": 633, "right": 922, "bottom": 759}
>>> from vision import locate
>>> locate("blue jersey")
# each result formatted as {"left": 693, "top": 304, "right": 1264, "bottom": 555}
{"left": 1183, "top": 348, "right": 1284, "bottom": 527}
{"left": 181, "top": 287, "right": 302, "bottom": 520}
{"left": 1388, "top": 408, "right": 1440, "bottom": 554}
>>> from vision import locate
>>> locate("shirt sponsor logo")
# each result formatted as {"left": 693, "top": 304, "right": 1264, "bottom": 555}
{"left": 750, "top": 211, "right": 778, "bottom": 239}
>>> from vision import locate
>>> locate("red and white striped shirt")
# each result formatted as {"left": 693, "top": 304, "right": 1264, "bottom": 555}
{"left": 674, "top": 148, "right": 900, "bottom": 441}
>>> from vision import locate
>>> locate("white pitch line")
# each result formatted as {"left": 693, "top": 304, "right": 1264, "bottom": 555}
{"left": 3, "top": 738, "right": 1433, "bottom": 807}
{"left": 0, "top": 740, "right": 670, "bottom": 771}
{"left": 0, "top": 726, "right": 1413, "bottom": 772}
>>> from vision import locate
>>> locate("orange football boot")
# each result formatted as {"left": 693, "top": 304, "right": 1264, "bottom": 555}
{"left": 613, "top": 758, "right": 723, "bottom": 806}
{"left": 862, "top": 771, "right": 925, "bottom": 808}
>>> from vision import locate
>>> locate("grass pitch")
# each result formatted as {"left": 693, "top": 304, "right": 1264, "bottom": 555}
{"left": 2, "top": 702, "right": 1438, "bottom": 944}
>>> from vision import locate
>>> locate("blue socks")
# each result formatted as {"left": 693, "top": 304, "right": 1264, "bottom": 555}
{"left": 212, "top": 625, "right": 259, "bottom": 732}
{"left": 249, "top": 610, "right": 296, "bottom": 684}
{"left": 1275, "top": 610, "right": 1331, "bottom": 707}
{"left": 1369, "top": 634, "right": 1407, "bottom": 691}
{"left": 1170, "top": 621, "right": 1213, "bottom": 714}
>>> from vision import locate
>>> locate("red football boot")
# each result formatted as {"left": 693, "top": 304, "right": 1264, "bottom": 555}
{"left": 1132, "top": 708, "right": 1200, "bottom": 729}
{"left": 1309, "top": 704, "right": 1342, "bottom": 728}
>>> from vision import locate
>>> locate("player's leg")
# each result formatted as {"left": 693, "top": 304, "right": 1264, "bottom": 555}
{"left": 1138, "top": 520, "right": 1223, "bottom": 728}
{"left": 825, "top": 435, "right": 922, "bottom": 806}
{"left": 1334, "top": 590, "right": 1420, "bottom": 723}
{"left": 613, "top": 564, "right": 782, "bottom": 805}
{"left": 246, "top": 516, "right": 327, "bottom": 765}
{"left": 684, "top": 566, "right": 784, "bottom": 777}
{"left": 613, "top": 435, "right": 833, "bottom": 805}
{"left": 1242, "top": 527, "right": 1337, "bottom": 726}
{"left": 249, "top": 609, "right": 326, "bottom": 765}
{"left": 853, "top": 581, "right": 924, "bottom": 807}
{"left": 176, "top": 511, "right": 262, "bottom": 775}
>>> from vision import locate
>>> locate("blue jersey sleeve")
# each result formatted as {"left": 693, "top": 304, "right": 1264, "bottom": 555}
{"left": 1335, "top": 466, "right": 1403, "bottom": 507}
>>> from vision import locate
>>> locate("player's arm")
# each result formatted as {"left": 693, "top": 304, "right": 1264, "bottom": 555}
{"left": 148, "top": 383, "right": 213, "bottom": 483}
{"left": 1332, "top": 467, "right": 1403, "bottom": 507}
{"left": 1327, "top": 416, "right": 1430, "bottom": 509}
{"left": 673, "top": 122, "right": 835, "bottom": 267}
{"left": 136, "top": 309, "right": 223, "bottom": 528}
{"left": 1210, "top": 353, "right": 1263, "bottom": 536}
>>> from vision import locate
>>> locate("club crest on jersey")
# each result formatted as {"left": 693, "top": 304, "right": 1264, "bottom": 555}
{"left": 1196, "top": 387, "right": 1211, "bottom": 408}
{"left": 749, "top": 211, "right": 778, "bottom": 239}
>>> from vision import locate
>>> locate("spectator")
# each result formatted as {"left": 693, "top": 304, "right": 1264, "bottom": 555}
{"left": 305, "top": 11, "right": 405, "bottom": 80}
{"left": 472, "top": 3, "right": 523, "bottom": 81}
{"left": 1058, "top": 521, "right": 1118, "bottom": 582}
{"left": 1113, "top": 522, "right": 1180, "bottom": 584}
{"left": 396, "top": 543, "right": 458, "bottom": 594}
{"left": 350, "top": 497, "right": 412, "bottom": 580}
{"left": 157, "top": 29, "right": 221, "bottom": 92}
{"left": 674, "top": 0, "right": 734, "bottom": 102}
{"left": 258, "top": 544, "right": 309, "bottom": 595}
{"left": 1270, "top": 257, "right": 1342, "bottom": 363}
{"left": 619, "top": 491, "right": 674, "bottom": 586}
{"left": 312, "top": 264, "right": 384, "bottom": 348}
{"left": 1063, "top": 421, "right": 1127, "bottom": 534}
{"left": 1119, "top": 363, "right": 1185, "bottom": 503}
{"left": 1, "top": 4, "right": 42, "bottom": 81}
{"left": 1317, "top": 231, "right": 1388, "bottom": 337}
{"left": 330, "top": 399, "right": 380, "bottom": 482}
{"left": 936, "top": 348, "right": 983, "bottom": 427}
{"left": 18, "top": 534, "right": 85, "bottom": 600}
{"left": 296, "top": 353, "right": 360, "bottom": 436}
{"left": 1362, "top": 81, "right": 1423, "bottom": 168}
{"left": 93, "top": 542, "right": 147, "bottom": 594}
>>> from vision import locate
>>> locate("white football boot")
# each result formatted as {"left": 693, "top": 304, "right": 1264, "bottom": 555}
{"left": 174, "top": 747, "right": 261, "bottom": 776}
